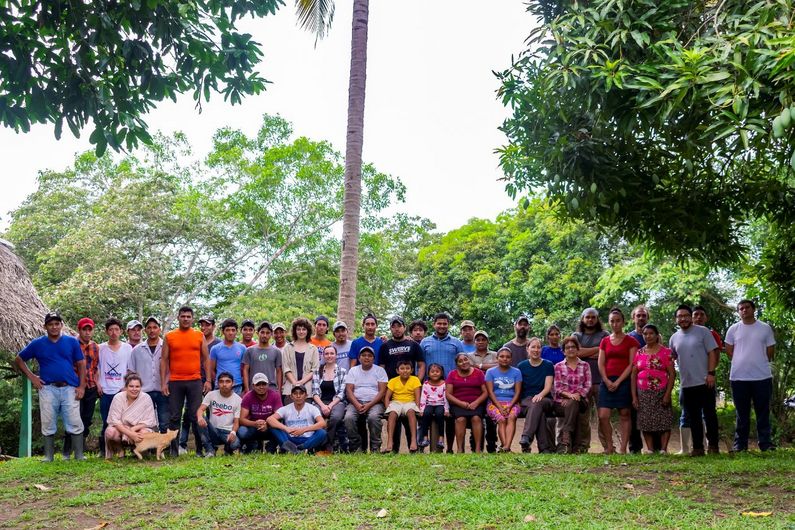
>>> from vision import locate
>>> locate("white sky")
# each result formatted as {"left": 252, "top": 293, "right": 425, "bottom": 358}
{"left": 0, "top": 1, "right": 534, "bottom": 232}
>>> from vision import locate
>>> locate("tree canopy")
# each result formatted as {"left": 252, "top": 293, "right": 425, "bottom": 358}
{"left": 4, "top": 114, "right": 407, "bottom": 328}
{"left": 498, "top": 0, "right": 795, "bottom": 309}
{"left": 0, "top": 0, "right": 282, "bottom": 154}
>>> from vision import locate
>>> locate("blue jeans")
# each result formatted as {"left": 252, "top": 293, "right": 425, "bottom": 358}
{"left": 238, "top": 425, "right": 275, "bottom": 453}
{"left": 731, "top": 378, "right": 774, "bottom": 451}
{"left": 39, "top": 385, "right": 83, "bottom": 436}
{"left": 272, "top": 428, "right": 328, "bottom": 451}
{"left": 99, "top": 391, "right": 117, "bottom": 448}
{"left": 147, "top": 391, "right": 170, "bottom": 433}
{"left": 200, "top": 422, "right": 241, "bottom": 454}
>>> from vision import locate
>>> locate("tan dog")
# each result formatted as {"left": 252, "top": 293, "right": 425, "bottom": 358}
{"left": 133, "top": 429, "right": 179, "bottom": 460}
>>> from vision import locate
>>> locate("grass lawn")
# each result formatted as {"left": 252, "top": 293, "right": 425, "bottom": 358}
{"left": 1, "top": 450, "right": 793, "bottom": 529}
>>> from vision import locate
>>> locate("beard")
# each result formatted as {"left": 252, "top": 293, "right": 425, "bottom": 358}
{"left": 516, "top": 328, "right": 528, "bottom": 339}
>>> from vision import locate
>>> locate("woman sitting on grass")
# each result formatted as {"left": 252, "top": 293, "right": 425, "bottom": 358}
{"left": 485, "top": 347, "right": 523, "bottom": 452}
{"left": 105, "top": 373, "right": 157, "bottom": 459}
{"left": 446, "top": 353, "right": 488, "bottom": 453}
{"left": 631, "top": 324, "right": 675, "bottom": 454}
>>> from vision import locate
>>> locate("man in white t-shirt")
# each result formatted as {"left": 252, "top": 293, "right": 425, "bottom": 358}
{"left": 725, "top": 299, "right": 776, "bottom": 451}
{"left": 343, "top": 346, "right": 388, "bottom": 453}
{"left": 266, "top": 385, "right": 327, "bottom": 454}
{"left": 97, "top": 317, "right": 133, "bottom": 457}
{"left": 196, "top": 372, "right": 242, "bottom": 456}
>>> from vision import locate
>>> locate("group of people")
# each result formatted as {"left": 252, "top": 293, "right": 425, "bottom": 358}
{"left": 15, "top": 299, "right": 776, "bottom": 461}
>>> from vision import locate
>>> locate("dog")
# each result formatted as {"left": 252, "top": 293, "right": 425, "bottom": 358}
{"left": 133, "top": 429, "right": 179, "bottom": 460}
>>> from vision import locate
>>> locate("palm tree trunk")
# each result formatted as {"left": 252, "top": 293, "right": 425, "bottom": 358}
{"left": 337, "top": 0, "right": 369, "bottom": 328}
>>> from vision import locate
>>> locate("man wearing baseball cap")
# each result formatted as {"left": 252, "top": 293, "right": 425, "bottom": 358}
{"left": 15, "top": 312, "right": 86, "bottom": 461}
{"left": 380, "top": 316, "right": 425, "bottom": 380}
{"left": 238, "top": 373, "right": 283, "bottom": 453}
{"left": 502, "top": 314, "right": 532, "bottom": 367}
{"left": 460, "top": 320, "right": 477, "bottom": 353}
{"left": 331, "top": 321, "right": 352, "bottom": 370}
{"left": 343, "top": 346, "right": 388, "bottom": 452}
{"left": 62, "top": 317, "right": 100, "bottom": 459}
{"left": 126, "top": 320, "right": 143, "bottom": 348}
{"left": 272, "top": 323, "right": 289, "bottom": 353}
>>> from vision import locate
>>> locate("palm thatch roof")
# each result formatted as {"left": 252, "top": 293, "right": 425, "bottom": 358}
{"left": 0, "top": 239, "right": 50, "bottom": 354}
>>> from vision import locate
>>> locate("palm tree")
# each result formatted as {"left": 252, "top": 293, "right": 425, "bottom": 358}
{"left": 295, "top": 0, "right": 369, "bottom": 329}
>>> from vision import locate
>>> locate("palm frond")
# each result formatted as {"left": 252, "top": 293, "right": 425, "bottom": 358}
{"left": 295, "top": 0, "right": 335, "bottom": 43}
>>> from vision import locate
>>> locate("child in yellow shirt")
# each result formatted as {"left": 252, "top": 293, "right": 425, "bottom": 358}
{"left": 383, "top": 360, "right": 421, "bottom": 453}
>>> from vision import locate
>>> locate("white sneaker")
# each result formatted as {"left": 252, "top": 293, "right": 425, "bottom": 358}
{"left": 178, "top": 446, "right": 187, "bottom": 456}
{"left": 204, "top": 451, "right": 215, "bottom": 458}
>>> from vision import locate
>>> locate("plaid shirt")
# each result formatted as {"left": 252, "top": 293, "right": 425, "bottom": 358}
{"left": 80, "top": 340, "right": 100, "bottom": 389}
{"left": 312, "top": 364, "right": 348, "bottom": 402}
{"left": 553, "top": 359, "right": 591, "bottom": 403}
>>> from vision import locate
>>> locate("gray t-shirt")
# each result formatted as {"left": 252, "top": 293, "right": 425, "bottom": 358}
{"left": 326, "top": 340, "right": 352, "bottom": 370}
{"left": 669, "top": 325, "right": 718, "bottom": 389}
{"left": 572, "top": 330, "right": 609, "bottom": 385}
{"left": 242, "top": 345, "right": 282, "bottom": 388}
{"left": 275, "top": 403, "right": 321, "bottom": 438}
{"left": 501, "top": 340, "right": 529, "bottom": 367}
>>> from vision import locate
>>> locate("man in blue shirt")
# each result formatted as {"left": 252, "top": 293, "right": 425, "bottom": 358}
{"left": 15, "top": 312, "right": 86, "bottom": 461}
{"left": 348, "top": 313, "right": 383, "bottom": 367}
{"left": 420, "top": 312, "right": 464, "bottom": 453}
{"left": 210, "top": 318, "right": 246, "bottom": 395}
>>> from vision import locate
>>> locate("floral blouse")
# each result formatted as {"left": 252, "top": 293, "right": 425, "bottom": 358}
{"left": 635, "top": 346, "right": 672, "bottom": 391}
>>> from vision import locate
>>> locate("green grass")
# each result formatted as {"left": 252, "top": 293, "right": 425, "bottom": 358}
{"left": 1, "top": 451, "right": 794, "bottom": 529}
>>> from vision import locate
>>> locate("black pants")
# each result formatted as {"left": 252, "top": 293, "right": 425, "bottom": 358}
{"left": 63, "top": 386, "right": 98, "bottom": 455}
{"left": 168, "top": 380, "right": 203, "bottom": 452}
{"left": 682, "top": 384, "right": 719, "bottom": 451}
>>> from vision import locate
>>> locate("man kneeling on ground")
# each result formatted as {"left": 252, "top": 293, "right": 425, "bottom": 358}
{"left": 197, "top": 371, "right": 242, "bottom": 457}
{"left": 267, "top": 386, "right": 327, "bottom": 454}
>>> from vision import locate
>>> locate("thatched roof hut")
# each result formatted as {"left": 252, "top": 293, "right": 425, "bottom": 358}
{"left": 0, "top": 239, "right": 50, "bottom": 355}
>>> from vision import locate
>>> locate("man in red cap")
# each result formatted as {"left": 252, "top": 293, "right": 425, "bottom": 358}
{"left": 62, "top": 317, "right": 100, "bottom": 459}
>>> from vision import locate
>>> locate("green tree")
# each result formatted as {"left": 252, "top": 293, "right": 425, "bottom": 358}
{"left": 1, "top": 1, "right": 284, "bottom": 155}
{"left": 295, "top": 0, "right": 371, "bottom": 328}
{"left": 4, "top": 114, "right": 405, "bottom": 328}
{"left": 497, "top": 0, "right": 795, "bottom": 309}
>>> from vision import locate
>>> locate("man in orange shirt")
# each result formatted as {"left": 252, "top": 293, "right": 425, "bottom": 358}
{"left": 310, "top": 315, "right": 332, "bottom": 356}
{"left": 160, "top": 306, "right": 211, "bottom": 456}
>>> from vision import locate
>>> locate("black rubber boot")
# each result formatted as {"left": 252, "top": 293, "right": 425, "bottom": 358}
{"left": 62, "top": 432, "right": 72, "bottom": 460}
{"left": 71, "top": 433, "right": 86, "bottom": 461}
{"left": 42, "top": 435, "right": 55, "bottom": 462}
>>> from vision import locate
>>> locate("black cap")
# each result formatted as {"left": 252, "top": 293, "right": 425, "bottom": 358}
{"left": 315, "top": 315, "right": 329, "bottom": 325}
{"left": 390, "top": 315, "right": 405, "bottom": 326}
{"left": 291, "top": 385, "right": 308, "bottom": 394}
{"left": 258, "top": 321, "right": 273, "bottom": 332}
{"left": 241, "top": 319, "right": 255, "bottom": 329}
{"left": 359, "top": 345, "right": 375, "bottom": 356}
{"left": 44, "top": 312, "right": 62, "bottom": 325}
{"left": 198, "top": 315, "right": 215, "bottom": 325}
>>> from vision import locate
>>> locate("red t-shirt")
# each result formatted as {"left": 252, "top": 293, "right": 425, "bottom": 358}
{"left": 599, "top": 335, "right": 640, "bottom": 378}
{"left": 446, "top": 368, "right": 486, "bottom": 403}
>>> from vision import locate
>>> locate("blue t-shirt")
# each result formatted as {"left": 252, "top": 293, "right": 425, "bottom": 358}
{"left": 628, "top": 330, "right": 646, "bottom": 348}
{"left": 517, "top": 359, "right": 555, "bottom": 399}
{"left": 541, "top": 345, "right": 564, "bottom": 364}
{"left": 210, "top": 342, "right": 246, "bottom": 386}
{"left": 348, "top": 336, "right": 384, "bottom": 365}
{"left": 18, "top": 335, "right": 84, "bottom": 387}
{"left": 485, "top": 366, "right": 522, "bottom": 402}
{"left": 461, "top": 342, "right": 476, "bottom": 353}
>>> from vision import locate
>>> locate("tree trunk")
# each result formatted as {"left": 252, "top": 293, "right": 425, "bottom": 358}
{"left": 337, "top": 0, "right": 369, "bottom": 328}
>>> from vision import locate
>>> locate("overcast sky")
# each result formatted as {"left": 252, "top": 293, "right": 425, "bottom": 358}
{"left": 0, "top": 1, "right": 534, "bottom": 233}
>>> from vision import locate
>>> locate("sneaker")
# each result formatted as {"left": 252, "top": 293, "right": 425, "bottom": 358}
{"left": 178, "top": 446, "right": 187, "bottom": 456}
{"left": 418, "top": 438, "right": 430, "bottom": 448}
{"left": 282, "top": 441, "right": 300, "bottom": 455}
{"left": 690, "top": 448, "right": 706, "bottom": 457}
{"left": 204, "top": 451, "right": 215, "bottom": 458}
{"left": 519, "top": 437, "right": 530, "bottom": 453}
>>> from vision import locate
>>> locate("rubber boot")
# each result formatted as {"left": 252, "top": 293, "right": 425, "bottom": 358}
{"left": 42, "top": 435, "right": 55, "bottom": 462}
{"left": 71, "top": 433, "right": 86, "bottom": 461}
{"left": 677, "top": 427, "right": 691, "bottom": 455}
{"left": 62, "top": 432, "right": 72, "bottom": 460}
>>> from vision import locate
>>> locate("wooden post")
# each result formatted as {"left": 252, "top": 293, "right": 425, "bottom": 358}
{"left": 18, "top": 377, "right": 32, "bottom": 457}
